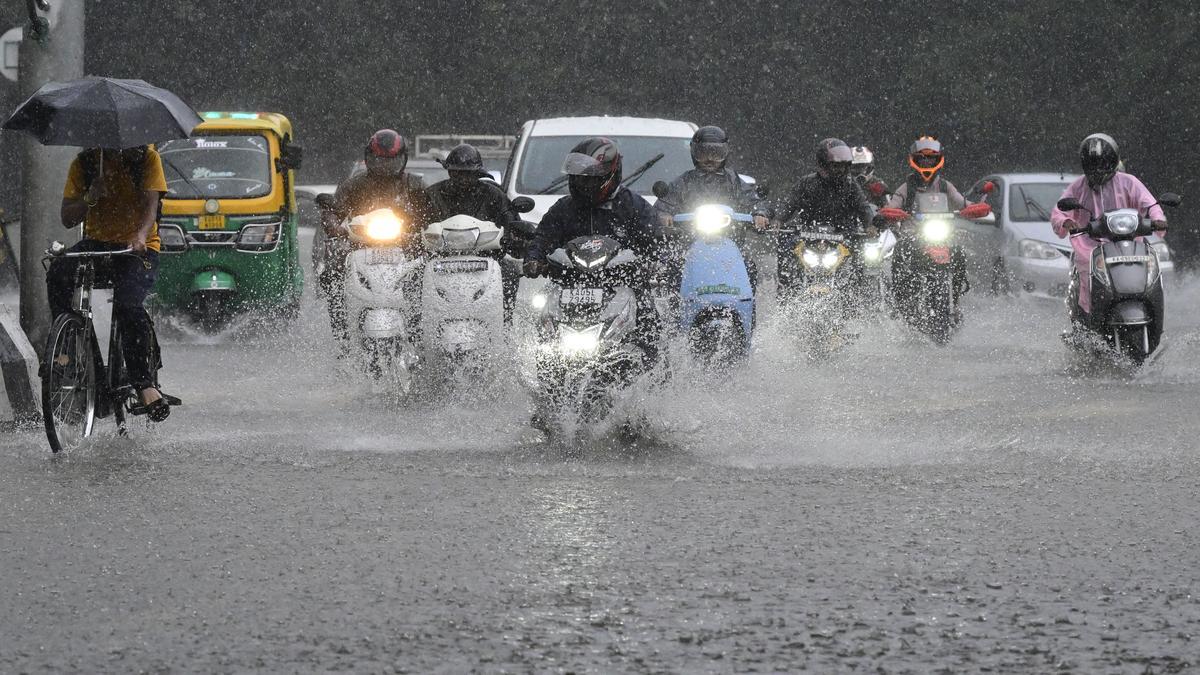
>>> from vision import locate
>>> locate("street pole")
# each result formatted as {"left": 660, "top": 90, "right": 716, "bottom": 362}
{"left": 17, "top": 1, "right": 82, "bottom": 348}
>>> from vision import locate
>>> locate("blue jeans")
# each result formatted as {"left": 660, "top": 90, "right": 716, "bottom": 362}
{"left": 46, "top": 239, "right": 160, "bottom": 390}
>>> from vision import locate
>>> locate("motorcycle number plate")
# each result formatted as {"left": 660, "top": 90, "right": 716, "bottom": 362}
{"left": 434, "top": 260, "right": 489, "bottom": 273}
{"left": 370, "top": 249, "right": 403, "bottom": 265}
{"left": 198, "top": 215, "right": 225, "bottom": 230}
{"left": 1105, "top": 255, "right": 1153, "bottom": 264}
{"left": 925, "top": 246, "right": 952, "bottom": 264}
{"left": 561, "top": 288, "right": 603, "bottom": 306}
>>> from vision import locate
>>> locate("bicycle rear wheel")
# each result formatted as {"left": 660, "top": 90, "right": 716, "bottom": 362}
{"left": 42, "top": 313, "right": 97, "bottom": 453}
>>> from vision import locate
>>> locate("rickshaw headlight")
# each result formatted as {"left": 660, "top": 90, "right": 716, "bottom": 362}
{"left": 236, "top": 222, "right": 281, "bottom": 252}
{"left": 158, "top": 224, "right": 190, "bottom": 253}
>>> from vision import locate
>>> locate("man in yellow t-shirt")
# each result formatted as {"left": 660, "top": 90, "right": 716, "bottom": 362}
{"left": 45, "top": 145, "right": 173, "bottom": 421}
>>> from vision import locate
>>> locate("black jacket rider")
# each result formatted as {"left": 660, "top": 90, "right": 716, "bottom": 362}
{"left": 526, "top": 186, "right": 661, "bottom": 265}
{"left": 759, "top": 172, "right": 874, "bottom": 290}
{"left": 654, "top": 167, "right": 760, "bottom": 217}
{"left": 333, "top": 171, "right": 429, "bottom": 233}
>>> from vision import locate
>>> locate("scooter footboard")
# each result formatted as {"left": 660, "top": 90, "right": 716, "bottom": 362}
{"left": 1109, "top": 300, "right": 1150, "bottom": 326}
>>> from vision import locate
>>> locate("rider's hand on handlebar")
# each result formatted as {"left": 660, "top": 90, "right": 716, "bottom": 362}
{"left": 129, "top": 234, "right": 148, "bottom": 253}
{"left": 865, "top": 224, "right": 879, "bottom": 238}
{"left": 1152, "top": 220, "right": 1168, "bottom": 234}
{"left": 523, "top": 260, "right": 547, "bottom": 278}
{"left": 752, "top": 215, "right": 770, "bottom": 232}
{"left": 1063, "top": 219, "right": 1085, "bottom": 234}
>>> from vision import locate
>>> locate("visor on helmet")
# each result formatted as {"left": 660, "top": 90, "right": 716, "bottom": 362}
{"left": 912, "top": 152, "right": 942, "bottom": 169}
{"left": 562, "top": 152, "right": 614, "bottom": 176}
{"left": 365, "top": 154, "right": 406, "bottom": 175}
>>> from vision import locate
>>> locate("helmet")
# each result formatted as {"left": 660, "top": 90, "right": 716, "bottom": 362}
{"left": 815, "top": 138, "right": 853, "bottom": 180}
{"left": 690, "top": 125, "right": 729, "bottom": 172}
{"left": 562, "top": 137, "right": 623, "bottom": 205}
{"left": 365, "top": 129, "right": 408, "bottom": 176}
{"left": 908, "top": 136, "right": 944, "bottom": 183}
{"left": 1079, "top": 133, "right": 1120, "bottom": 188}
{"left": 850, "top": 146, "right": 874, "bottom": 180}
{"left": 442, "top": 143, "right": 484, "bottom": 172}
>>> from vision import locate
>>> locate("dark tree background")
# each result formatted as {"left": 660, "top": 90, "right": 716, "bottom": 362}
{"left": 3, "top": 0, "right": 1199, "bottom": 260}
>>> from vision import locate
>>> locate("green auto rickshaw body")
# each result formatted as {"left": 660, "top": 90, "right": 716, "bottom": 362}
{"left": 155, "top": 112, "right": 304, "bottom": 325}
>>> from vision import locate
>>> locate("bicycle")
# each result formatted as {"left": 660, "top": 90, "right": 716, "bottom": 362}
{"left": 40, "top": 242, "right": 179, "bottom": 453}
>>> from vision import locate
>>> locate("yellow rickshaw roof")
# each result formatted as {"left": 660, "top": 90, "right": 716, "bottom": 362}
{"left": 194, "top": 112, "right": 294, "bottom": 138}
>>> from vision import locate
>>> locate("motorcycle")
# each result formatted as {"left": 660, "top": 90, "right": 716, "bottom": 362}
{"left": 529, "top": 235, "right": 647, "bottom": 437}
{"left": 879, "top": 194, "right": 992, "bottom": 344}
{"left": 1057, "top": 191, "right": 1181, "bottom": 365}
{"left": 651, "top": 182, "right": 757, "bottom": 367}
{"left": 778, "top": 223, "right": 872, "bottom": 355}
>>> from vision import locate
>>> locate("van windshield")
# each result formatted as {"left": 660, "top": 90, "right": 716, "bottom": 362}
{"left": 515, "top": 135, "right": 693, "bottom": 195}
{"left": 159, "top": 134, "right": 274, "bottom": 199}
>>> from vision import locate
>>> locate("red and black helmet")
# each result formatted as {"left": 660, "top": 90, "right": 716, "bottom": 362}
{"left": 364, "top": 129, "right": 408, "bottom": 176}
{"left": 562, "top": 137, "right": 623, "bottom": 205}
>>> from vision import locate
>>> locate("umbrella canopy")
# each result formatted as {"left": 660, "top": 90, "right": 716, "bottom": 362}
{"left": 2, "top": 76, "right": 202, "bottom": 149}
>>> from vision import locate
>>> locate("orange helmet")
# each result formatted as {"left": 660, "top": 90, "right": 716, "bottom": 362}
{"left": 908, "top": 136, "right": 944, "bottom": 183}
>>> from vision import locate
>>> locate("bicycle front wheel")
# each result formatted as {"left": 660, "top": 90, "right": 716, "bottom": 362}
{"left": 42, "top": 313, "right": 97, "bottom": 453}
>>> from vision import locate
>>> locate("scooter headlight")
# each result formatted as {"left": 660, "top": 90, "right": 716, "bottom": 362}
{"left": 531, "top": 293, "right": 548, "bottom": 310}
{"left": 801, "top": 249, "right": 822, "bottom": 269}
{"left": 1106, "top": 212, "right": 1139, "bottom": 236}
{"left": 363, "top": 211, "right": 403, "bottom": 242}
{"left": 559, "top": 324, "right": 603, "bottom": 354}
{"left": 821, "top": 250, "right": 842, "bottom": 269}
{"left": 694, "top": 205, "right": 732, "bottom": 236}
{"left": 921, "top": 218, "right": 952, "bottom": 243}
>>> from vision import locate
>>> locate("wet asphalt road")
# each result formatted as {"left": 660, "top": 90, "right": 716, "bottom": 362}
{"left": 2, "top": 233, "right": 1199, "bottom": 673}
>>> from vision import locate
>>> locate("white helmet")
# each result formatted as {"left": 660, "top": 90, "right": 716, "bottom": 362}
{"left": 850, "top": 146, "right": 874, "bottom": 179}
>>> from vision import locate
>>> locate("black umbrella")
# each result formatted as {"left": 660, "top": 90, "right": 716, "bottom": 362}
{"left": 2, "top": 76, "right": 201, "bottom": 149}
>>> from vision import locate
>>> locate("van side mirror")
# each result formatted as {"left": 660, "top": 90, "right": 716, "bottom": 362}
{"left": 1057, "top": 197, "right": 1083, "bottom": 212}
{"left": 1157, "top": 192, "right": 1182, "bottom": 209}
{"left": 278, "top": 144, "right": 304, "bottom": 171}
{"left": 652, "top": 181, "right": 670, "bottom": 199}
{"left": 511, "top": 196, "right": 535, "bottom": 214}
{"left": 982, "top": 180, "right": 995, "bottom": 194}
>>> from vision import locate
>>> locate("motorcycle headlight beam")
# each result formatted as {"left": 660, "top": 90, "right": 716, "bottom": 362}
{"left": 802, "top": 249, "right": 822, "bottom": 269}
{"left": 365, "top": 212, "right": 404, "bottom": 242}
{"left": 921, "top": 218, "right": 952, "bottom": 243}
{"left": 559, "top": 324, "right": 603, "bottom": 354}
{"left": 821, "top": 250, "right": 841, "bottom": 268}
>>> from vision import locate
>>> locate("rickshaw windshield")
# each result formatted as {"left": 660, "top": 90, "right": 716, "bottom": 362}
{"left": 159, "top": 134, "right": 274, "bottom": 200}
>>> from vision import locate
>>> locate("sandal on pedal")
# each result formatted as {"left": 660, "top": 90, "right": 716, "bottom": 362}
{"left": 129, "top": 396, "right": 171, "bottom": 422}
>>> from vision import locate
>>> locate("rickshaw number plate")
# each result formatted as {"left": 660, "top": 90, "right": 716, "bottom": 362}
{"left": 199, "top": 215, "right": 225, "bottom": 230}
{"left": 561, "top": 288, "right": 603, "bottom": 306}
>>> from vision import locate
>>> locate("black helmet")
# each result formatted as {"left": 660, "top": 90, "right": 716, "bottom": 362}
{"left": 1079, "top": 133, "right": 1120, "bottom": 188}
{"left": 364, "top": 129, "right": 408, "bottom": 176}
{"left": 815, "top": 138, "right": 853, "bottom": 180}
{"left": 442, "top": 143, "right": 484, "bottom": 172}
{"left": 691, "top": 125, "right": 729, "bottom": 171}
{"left": 562, "top": 137, "right": 622, "bottom": 205}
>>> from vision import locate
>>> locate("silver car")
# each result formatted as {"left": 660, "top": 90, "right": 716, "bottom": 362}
{"left": 958, "top": 172, "right": 1174, "bottom": 298}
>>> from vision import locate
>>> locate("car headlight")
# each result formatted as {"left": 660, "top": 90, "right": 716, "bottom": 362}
{"left": 559, "top": 324, "right": 603, "bottom": 354}
{"left": 1106, "top": 212, "right": 1138, "bottom": 236}
{"left": 801, "top": 249, "right": 822, "bottom": 269}
{"left": 1018, "top": 239, "right": 1062, "bottom": 260}
{"left": 921, "top": 218, "right": 952, "bottom": 243}
{"left": 364, "top": 212, "right": 403, "bottom": 242}
{"left": 694, "top": 204, "right": 732, "bottom": 236}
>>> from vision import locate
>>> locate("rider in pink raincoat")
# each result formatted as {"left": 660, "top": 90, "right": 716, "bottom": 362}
{"left": 1050, "top": 133, "right": 1167, "bottom": 316}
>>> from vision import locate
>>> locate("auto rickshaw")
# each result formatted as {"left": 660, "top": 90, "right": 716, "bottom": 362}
{"left": 155, "top": 111, "right": 304, "bottom": 331}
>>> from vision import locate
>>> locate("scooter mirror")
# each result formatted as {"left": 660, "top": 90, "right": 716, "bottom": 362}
{"left": 652, "top": 181, "right": 670, "bottom": 199}
{"left": 755, "top": 183, "right": 770, "bottom": 199}
{"left": 1158, "top": 192, "right": 1183, "bottom": 209}
{"left": 511, "top": 196, "right": 535, "bottom": 214}
{"left": 314, "top": 193, "right": 336, "bottom": 210}
{"left": 1057, "top": 197, "right": 1084, "bottom": 212}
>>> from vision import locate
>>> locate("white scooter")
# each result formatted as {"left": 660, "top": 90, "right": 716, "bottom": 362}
{"left": 419, "top": 214, "right": 506, "bottom": 369}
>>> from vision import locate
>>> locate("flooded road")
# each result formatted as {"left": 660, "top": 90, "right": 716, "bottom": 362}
{"left": 2, "top": 235, "right": 1198, "bottom": 672}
